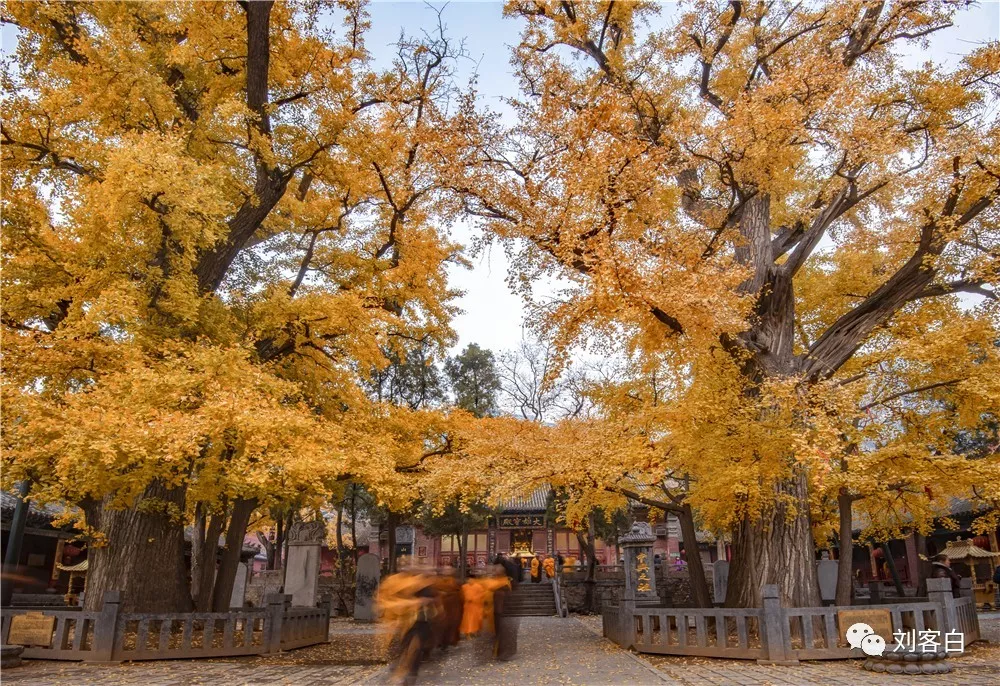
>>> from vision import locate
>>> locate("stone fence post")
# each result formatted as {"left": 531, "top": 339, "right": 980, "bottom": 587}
{"left": 958, "top": 577, "right": 973, "bottom": 600}
{"left": 760, "top": 584, "right": 795, "bottom": 665}
{"left": 926, "top": 578, "right": 957, "bottom": 631}
{"left": 319, "top": 597, "right": 334, "bottom": 641}
{"left": 265, "top": 593, "right": 291, "bottom": 654}
{"left": 88, "top": 591, "right": 121, "bottom": 663}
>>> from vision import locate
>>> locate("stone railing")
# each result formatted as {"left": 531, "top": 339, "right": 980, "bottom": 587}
{"left": 0, "top": 592, "right": 329, "bottom": 662}
{"left": 603, "top": 578, "right": 981, "bottom": 663}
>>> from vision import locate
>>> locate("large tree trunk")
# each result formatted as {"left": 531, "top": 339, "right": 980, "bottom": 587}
{"left": 335, "top": 498, "right": 346, "bottom": 566}
{"left": 835, "top": 490, "right": 855, "bottom": 606}
{"left": 350, "top": 488, "right": 358, "bottom": 560}
{"left": 458, "top": 527, "right": 468, "bottom": 581}
{"left": 387, "top": 511, "right": 398, "bottom": 573}
{"left": 211, "top": 497, "right": 257, "bottom": 612}
{"left": 915, "top": 533, "right": 930, "bottom": 597}
{"left": 274, "top": 511, "right": 285, "bottom": 569}
{"left": 82, "top": 481, "right": 192, "bottom": 613}
{"left": 282, "top": 509, "right": 293, "bottom": 570}
{"left": 678, "top": 504, "right": 712, "bottom": 607}
{"left": 880, "top": 541, "right": 905, "bottom": 597}
{"left": 193, "top": 506, "right": 225, "bottom": 611}
{"left": 575, "top": 515, "right": 598, "bottom": 612}
{"left": 725, "top": 470, "right": 821, "bottom": 608}
{"left": 191, "top": 504, "right": 207, "bottom": 606}
{"left": 257, "top": 530, "right": 275, "bottom": 571}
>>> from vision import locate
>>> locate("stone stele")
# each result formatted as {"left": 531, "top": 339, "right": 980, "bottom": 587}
{"left": 283, "top": 520, "right": 326, "bottom": 607}
{"left": 354, "top": 553, "right": 381, "bottom": 622}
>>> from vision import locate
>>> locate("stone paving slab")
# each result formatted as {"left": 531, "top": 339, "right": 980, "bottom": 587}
{"left": 395, "top": 615, "right": 671, "bottom": 685}
{"left": 2, "top": 661, "right": 382, "bottom": 685}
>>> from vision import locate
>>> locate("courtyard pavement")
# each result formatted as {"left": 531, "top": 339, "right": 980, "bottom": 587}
{"left": 5, "top": 614, "right": 999, "bottom": 685}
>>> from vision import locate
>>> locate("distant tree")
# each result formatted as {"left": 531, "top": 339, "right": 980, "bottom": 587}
{"left": 368, "top": 342, "right": 445, "bottom": 411}
{"left": 592, "top": 507, "right": 631, "bottom": 564}
{"left": 498, "top": 340, "right": 590, "bottom": 422}
{"left": 446, "top": 343, "right": 501, "bottom": 417}
{"left": 418, "top": 498, "right": 492, "bottom": 580}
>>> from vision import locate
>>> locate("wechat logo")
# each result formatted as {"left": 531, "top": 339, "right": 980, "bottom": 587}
{"left": 846, "top": 622, "right": 886, "bottom": 656}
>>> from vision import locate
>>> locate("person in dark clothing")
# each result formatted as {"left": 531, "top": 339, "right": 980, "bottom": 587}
{"left": 930, "top": 553, "right": 962, "bottom": 598}
{"left": 394, "top": 579, "right": 439, "bottom": 685}
{"left": 434, "top": 568, "right": 463, "bottom": 649}
{"left": 492, "top": 569, "right": 519, "bottom": 661}
{"left": 505, "top": 555, "right": 520, "bottom": 587}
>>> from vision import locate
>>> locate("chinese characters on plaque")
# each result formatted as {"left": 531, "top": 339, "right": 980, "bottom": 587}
{"left": 497, "top": 514, "right": 545, "bottom": 529}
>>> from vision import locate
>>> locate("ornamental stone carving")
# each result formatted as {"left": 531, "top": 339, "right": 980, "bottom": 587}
{"left": 619, "top": 521, "right": 656, "bottom": 546}
{"left": 287, "top": 520, "right": 326, "bottom": 545}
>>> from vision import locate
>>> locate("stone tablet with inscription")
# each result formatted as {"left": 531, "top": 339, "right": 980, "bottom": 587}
{"left": 8, "top": 612, "right": 55, "bottom": 647}
{"left": 712, "top": 559, "right": 730, "bottom": 605}
{"left": 354, "top": 553, "right": 380, "bottom": 622}
{"left": 837, "top": 608, "right": 893, "bottom": 646}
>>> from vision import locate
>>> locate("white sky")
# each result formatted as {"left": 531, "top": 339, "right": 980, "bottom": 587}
{"left": 362, "top": 1, "right": 1000, "bottom": 356}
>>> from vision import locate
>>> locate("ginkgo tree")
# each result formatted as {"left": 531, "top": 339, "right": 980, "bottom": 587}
{"left": 457, "top": 0, "right": 1000, "bottom": 606}
{"left": 2, "top": 0, "right": 470, "bottom": 612}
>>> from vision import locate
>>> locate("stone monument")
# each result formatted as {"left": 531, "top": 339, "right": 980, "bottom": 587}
{"left": 712, "top": 559, "right": 729, "bottom": 606}
{"left": 619, "top": 520, "right": 658, "bottom": 605}
{"left": 817, "top": 557, "right": 838, "bottom": 604}
{"left": 230, "top": 560, "right": 250, "bottom": 608}
{"left": 354, "top": 552, "right": 380, "bottom": 622}
{"left": 283, "top": 520, "right": 325, "bottom": 607}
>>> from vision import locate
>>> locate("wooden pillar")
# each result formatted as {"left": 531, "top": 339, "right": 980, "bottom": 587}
{"left": 49, "top": 538, "right": 66, "bottom": 589}
{"left": 487, "top": 518, "right": 497, "bottom": 559}
{"left": 546, "top": 520, "right": 554, "bottom": 556}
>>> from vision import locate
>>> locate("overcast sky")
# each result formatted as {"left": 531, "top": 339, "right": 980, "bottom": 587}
{"left": 362, "top": 1, "right": 1000, "bottom": 356}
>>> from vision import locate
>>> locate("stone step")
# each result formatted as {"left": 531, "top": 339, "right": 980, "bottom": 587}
{"left": 504, "top": 603, "right": 556, "bottom": 612}
{"left": 505, "top": 600, "right": 556, "bottom": 607}
{"left": 507, "top": 612, "right": 557, "bottom": 617}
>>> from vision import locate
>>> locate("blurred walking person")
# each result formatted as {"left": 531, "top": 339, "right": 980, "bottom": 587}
{"left": 434, "top": 567, "right": 463, "bottom": 649}
{"left": 459, "top": 578, "right": 485, "bottom": 637}
{"left": 490, "top": 566, "right": 519, "bottom": 660}
{"left": 378, "top": 567, "right": 439, "bottom": 685}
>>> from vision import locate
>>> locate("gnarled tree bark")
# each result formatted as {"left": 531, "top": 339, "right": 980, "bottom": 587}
{"left": 81, "top": 481, "right": 192, "bottom": 613}
{"left": 725, "top": 470, "right": 822, "bottom": 608}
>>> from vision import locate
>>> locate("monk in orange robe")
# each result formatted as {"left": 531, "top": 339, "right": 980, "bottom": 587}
{"left": 459, "top": 579, "right": 485, "bottom": 637}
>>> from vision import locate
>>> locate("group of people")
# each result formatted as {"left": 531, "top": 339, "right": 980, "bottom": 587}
{"left": 376, "top": 561, "right": 521, "bottom": 684}
{"left": 503, "top": 551, "right": 569, "bottom": 583}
